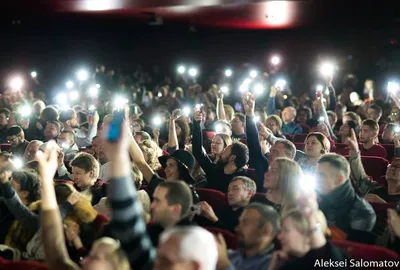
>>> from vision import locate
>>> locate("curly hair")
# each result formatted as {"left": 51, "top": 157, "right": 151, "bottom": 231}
{"left": 139, "top": 139, "right": 162, "bottom": 171}
{"left": 11, "top": 171, "right": 42, "bottom": 203}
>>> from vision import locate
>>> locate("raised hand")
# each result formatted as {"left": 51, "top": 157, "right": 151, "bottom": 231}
{"left": 270, "top": 86, "right": 277, "bottom": 97}
{"left": 345, "top": 128, "right": 359, "bottom": 153}
{"left": 193, "top": 109, "right": 203, "bottom": 122}
{"left": 242, "top": 92, "right": 255, "bottom": 116}
{"left": 170, "top": 109, "right": 182, "bottom": 121}
{"left": 36, "top": 141, "right": 59, "bottom": 183}
{"left": 393, "top": 134, "right": 400, "bottom": 148}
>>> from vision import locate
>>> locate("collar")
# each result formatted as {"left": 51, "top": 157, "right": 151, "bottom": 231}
{"left": 319, "top": 180, "right": 355, "bottom": 208}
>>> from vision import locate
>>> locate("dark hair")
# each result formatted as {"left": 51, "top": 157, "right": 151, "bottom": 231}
{"left": 245, "top": 203, "right": 280, "bottom": 237}
{"left": 59, "top": 109, "right": 76, "bottom": 123}
{"left": 345, "top": 120, "right": 359, "bottom": 137}
{"left": 5, "top": 125, "right": 23, "bottom": 137}
{"left": 46, "top": 121, "right": 62, "bottom": 133}
{"left": 369, "top": 104, "right": 383, "bottom": 118}
{"left": 297, "top": 107, "right": 312, "bottom": 120}
{"left": 175, "top": 119, "right": 190, "bottom": 146}
{"left": 234, "top": 113, "right": 245, "bottom": 123}
{"left": 158, "top": 180, "right": 193, "bottom": 218}
{"left": 384, "top": 123, "right": 396, "bottom": 133}
{"left": 60, "top": 130, "right": 75, "bottom": 140}
{"left": 0, "top": 108, "right": 11, "bottom": 117}
{"left": 55, "top": 183, "right": 74, "bottom": 204}
{"left": 230, "top": 142, "right": 249, "bottom": 168}
{"left": 11, "top": 171, "right": 42, "bottom": 203}
{"left": 77, "top": 111, "right": 87, "bottom": 124}
{"left": 40, "top": 106, "right": 59, "bottom": 122}
{"left": 362, "top": 119, "right": 379, "bottom": 132}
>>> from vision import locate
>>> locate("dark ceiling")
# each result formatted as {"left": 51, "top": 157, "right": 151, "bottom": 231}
{"left": 2, "top": 0, "right": 400, "bottom": 30}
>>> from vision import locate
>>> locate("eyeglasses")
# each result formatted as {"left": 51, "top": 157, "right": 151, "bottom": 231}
{"left": 7, "top": 137, "right": 18, "bottom": 143}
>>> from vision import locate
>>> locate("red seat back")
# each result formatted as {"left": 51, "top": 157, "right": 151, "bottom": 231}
{"left": 203, "top": 227, "right": 237, "bottom": 249}
{"left": 283, "top": 134, "right": 293, "bottom": 141}
{"left": 369, "top": 202, "right": 396, "bottom": 220}
{"left": 293, "top": 133, "right": 308, "bottom": 142}
{"left": 253, "top": 192, "right": 266, "bottom": 200}
{"left": 195, "top": 188, "right": 228, "bottom": 214}
{"left": 0, "top": 144, "right": 12, "bottom": 152}
{"left": 299, "top": 124, "right": 310, "bottom": 133}
{"left": 359, "top": 156, "right": 389, "bottom": 184}
{"left": 333, "top": 240, "right": 400, "bottom": 270}
{"left": 293, "top": 142, "right": 305, "bottom": 151}
{"left": 0, "top": 257, "right": 48, "bottom": 270}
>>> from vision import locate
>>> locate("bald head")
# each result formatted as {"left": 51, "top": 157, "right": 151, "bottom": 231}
{"left": 282, "top": 106, "right": 297, "bottom": 123}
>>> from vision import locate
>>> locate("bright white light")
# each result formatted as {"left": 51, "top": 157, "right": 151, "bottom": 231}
{"left": 253, "top": 84, "right": 265, "bottom": 95}
{"left": 188, "top": 68, "right": 198, "bottom": 77}
{"left": 320, "top": 63, "right": 334, "bottom": 76}
{"left": 271, "top": 56, "right": 281, "bottom": 65}
{"left": 239, "top": 84, "right": 249, "bottom": 93}
{"left": 12, "top": 158, "right": 23, "bottom": 170}
{"left": 19, "top": 105, "right": 32, "bottom": 118}
{"left": 249, "top": 70, "right": 258, "bottom": 78}
{"left": 300, "top": 174, "right": 316, "bottom": 191}
{"left": 157, "top": 92, "right": 162, "bottom": 97}
{"left": 195, "top": 103, "right": 204, "bottom": 109}
{"left": 96, "top": 84, "right": 101, "bottom": 88}
{"left": 316, "top": 85, "right": 324, "bottom": 91}
{"left": 69, "top": 91, "right": 79, "bottom": 101}
{"left": 183, "top": 107, "right": 191, "bottom": 116}
{"left": 388, "top": 81, "right": 400, "bottom": 93}
{"left": 221, "top": 85, "right": 229, "bottom": 93}
{"left": 88, "top": 105, "right": 96, "bottom": 111}
{"left": 81, "top": 0, "right": 123, "bottom": 11}
{"left": 275, "top": 79, "right": 287, "bottom": 89}
{"left": 243, "top": 78, "right": 252, "bottom": 85}
{"left": 114, "top": 96, "right": 128, "bottom": 109}
{"left": 266, "top": 1, "right": 291, "bottom": 26}
{"left": 350, "top": 92, "right": 360, "bottom": 104}
{"left": 61, "top": 103, "right": 70, "bottom": 110}
{"left": 225, "top": 69, "right": 233, "bottom": 77}
{"left": 56, "top": 93, "right": 67, "bottom": 104}
{"left": 66, "top": 81, "right": 74, "bottom": 89}
{"left": 61, "top": 143, "right": 70, "bottom": 149}
{"left": 177, "top": 66, "right": 186, "bottom": 74}
{"left": 319, "top": 116, "right": 325, "bottom": 122}
{"left": 253, "top": 115, "right": 260, "bottom": 123}
{"left": 77, "top": 70, "right": 89, "bottom": 81}
{"left": 89, "top": 86, "right": 99, "bottom": 97}
{"left": 10, "top": 77, "right": 23, "bottom": 90}
{"left": 395, "top": 126, "right": 400, "bottom": 133}
{"left": 215, "top": 124, "right": 223, "bottom": 133}
{"left": 153, "top": 117, "right": 162, "bottom": 126}
{"left": 31, "top": 71, "right": 37, "bottom": 78}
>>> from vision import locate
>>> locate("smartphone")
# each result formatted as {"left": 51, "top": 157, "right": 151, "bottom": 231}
{"left": 107, "top": 110, "right": 125, "bottom": 142}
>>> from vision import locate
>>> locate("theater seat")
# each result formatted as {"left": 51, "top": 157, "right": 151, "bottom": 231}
{"left": 0, "top": 144, "right": 12, "bottom": 152}
{"left": 293, "top": 133, "right": 308, "bottom": 142}
{"left": 283, "top": 134, "right": 293, "bottom": 141}
{"left": 381, "top": 144, "right": 394, "bottom": 161}
{"left": 0, "top": 257, "right": 48, "bottom": 270}
{"left": 195, "top": 188, "right": 228, "bottom": 214}
{"left": 293, "top": 142, "right": 305, "bottom": 151}
{"left": 203, "top": 227, "right": 237, "bottom": 249}
{"left": 299, "top": 124, "right": 310, "bottom": 134}
{"left": 369, "top": 202, "right": 396, "bottom": 220}
{"left": 333, "top": 240, "right": 400, "bottom": 270}
{"left": 359, "top": 156, "right": 389, "bottom": 185}
{"left": 253, "top": 192, "right": 266, "bottom": 200}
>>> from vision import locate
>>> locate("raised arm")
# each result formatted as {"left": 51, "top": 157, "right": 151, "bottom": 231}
{"left": 38, "top": 143, "right": 79, "bottom": 270}
{"left": 75, "top": 111, "right": 99, "bottom": 147}
{"left": 105, "top": 119, "right": 156, "bottom": 269}
{"left": 216, "top": 91, "right": 227, "bottom": 121}
{"left": 266, "top": 86, "right": 277, "bottom": 115}
{"left": 127, "top": 133, "right": 155, "bottom": 184}
{"left": 167, "top": 109, "right": 181, "bottom": 151}
{"left": 192, "top": 109, "right": 215, "bottom": 175}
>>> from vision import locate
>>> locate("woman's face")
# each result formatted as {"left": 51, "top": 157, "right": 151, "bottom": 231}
{"left": 305, "top": 136, "right": 323, "bottom": 158}
{"left": 131, "top": 120, "right": 142, "bottom": 133}
{"left": 382, "top": 126, "right": 395, "bottom": 143}
{"left": 278, "top": 217, "right": 309, "bottom": 256}
{"left": 164, "top": 158, "right": 180, "bottom": 181}
{"left": 263, "top": 160, "right": 279, "bottom": 189}
{"left": 82, "top": 242, "right": 115, "bottom": 270}
{"left": 211, "top": 135, "right": 225, "bottom": 154}
{"left": 266, "top": 118, "right": 279, "bottom": 134}
{"left": 339, "top": 122, "right": 350, "bottom": 137}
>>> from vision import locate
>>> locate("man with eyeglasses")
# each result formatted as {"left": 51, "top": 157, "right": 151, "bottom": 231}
{"left": 5, "top": 126, "right": 29, "bottom": 157}
{"left": 57, "top": 130, "right": 79, "bottom": 161}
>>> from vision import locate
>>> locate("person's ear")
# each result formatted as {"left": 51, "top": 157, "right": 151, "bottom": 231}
{"left": 172, "top": 204, "right": 182, "bottom": 217}
{"left": 337, "top": 174, "right": 346, "bottom": 185}
{"left": 229, "top": 155, "right": 236, "bottom": 163}
{"left": 89, "top": 169, "right": 95, "bottom": 179}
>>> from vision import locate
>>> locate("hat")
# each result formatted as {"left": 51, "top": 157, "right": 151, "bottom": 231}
{"left": 158, "top": 150, "right": 195, "bottom": 184}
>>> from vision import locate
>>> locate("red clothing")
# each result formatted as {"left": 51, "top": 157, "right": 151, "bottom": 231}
{"left": 360, "top": 144, "right": 387, "bottom": 159}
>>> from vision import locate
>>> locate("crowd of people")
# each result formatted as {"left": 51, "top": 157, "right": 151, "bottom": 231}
{"left": 0, "top": 62, "right": 400, "bottom": 270}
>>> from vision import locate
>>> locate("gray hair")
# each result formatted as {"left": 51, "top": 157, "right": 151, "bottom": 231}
{"left": 230, "top": 176, "right": 256, "bottom": 195}
{"left": 275, "top": 139, "right": 296, "bottom": 160}
{"left": 160, "top": 226, "right": 218, "bottom": 270}
{"left": 318, "top": 153, "right": 350, "bottom": 179}
{"left": 245, "top": 203, "right": 280, "bottom": 237}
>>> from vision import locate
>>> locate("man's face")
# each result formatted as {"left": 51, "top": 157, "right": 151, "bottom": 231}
{"left": 235, "top": 209, "right": 265, "bottom": 250}
{"left": 227, "top": 180, "right": 251, "bottom": 208}
{"left": 44, "top": 123, "right": 60, "bottom": 140}
{"left": 220, "top": 145, "right": 233, "bottom": 163}
{"left": 154, "top": 235, "right": 196, "bottom": 270}
{"left": 316, "top": 162, "right": 339, "bottom": 195}
{"left": 231, "top": 117, "right": 244, "bottom": 134}
{"left": 58, "top": 133, "right": 73, "bottom": 148}
{"left": 390, "top": 108, "right": 400, "bottom": 122}
{"left": 68, "top": 113, "right": 79, "bottom": 128}
{"left": 297, "top": 111, "right": 308, "bottom": 123}
{"left": 367, "top": 108, "right": 380, "bottom": 121}
{"left": 24, "top": 142, "right": 41, "bottom": 162}
{"left": 7, "top": 134, "right": 22, "bottom": 146}
{"left": 164, "top": 158, "right": 180, "bottom": 181}
{"left": 0, "top": 113, "right": 8, "bottom": 126}
{"left": 268, "top": 143, "right": 287, "bottom": 162}
{"left": 382, "top": 126, "right": 395, "bottom": 143}
{"left": 282, "top": 108, "right": 295, "bottom": 123}
{"left": 359, "top": 124, "right": 376, "bottom": 144}
{"left": 386, "top": 159, "right": 400, "bottom": 184}
{"left": 130, "top": 120, "right": 142, "bottom": 133}
{"left": 151, "top": 187, "right": 177, "bottom": 226}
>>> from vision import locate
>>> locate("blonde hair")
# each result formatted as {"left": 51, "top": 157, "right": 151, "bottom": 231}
{"left": 139, "top": 140, "right": 162, "bottom": 171}
{"left": 274, "top": 158, "right": 303, "bottom": 211}
{"left": 92, "top": 237, "right": 131, "bottom": 270}
{"left": 281, "top": 209, "right": 329, "bottom": 237}
{"left": 223, "top": 105, "right": 235, "bottom": 121}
